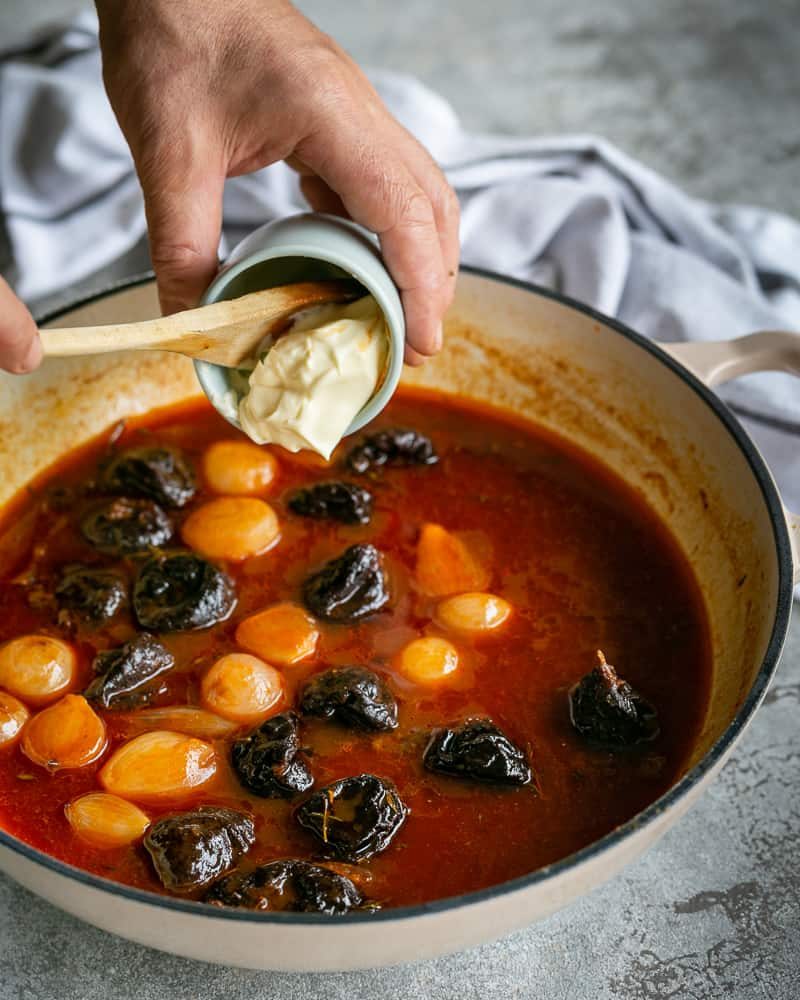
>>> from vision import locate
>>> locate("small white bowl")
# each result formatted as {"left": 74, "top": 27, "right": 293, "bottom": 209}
{"left": 195, "top": 213, "right": 405, "bottom": 438}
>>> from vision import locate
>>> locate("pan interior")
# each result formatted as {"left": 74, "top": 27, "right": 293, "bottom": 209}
{"left": 2, "top": 273, "right": 782, "bottom": 796}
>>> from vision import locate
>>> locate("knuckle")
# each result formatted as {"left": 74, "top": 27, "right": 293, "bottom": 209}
{"left": 306, "top": 52, "right": 354, "bottom": 112}
{"left": 398, "top": 187, "right": 435, "bottom": 226}
{"left": 386, "top": 185, "right": 434, "bottom": 233}
{"left": 150, "top": 242, "right": 205, "bottom": 274}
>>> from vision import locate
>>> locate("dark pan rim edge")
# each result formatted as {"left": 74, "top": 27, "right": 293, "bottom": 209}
{"left": 3, "top": 265, "right": 791, "bottom": 928}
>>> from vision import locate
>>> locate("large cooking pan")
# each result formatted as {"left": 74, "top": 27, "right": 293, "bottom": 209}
{"left": 0, "top": 269, "right": 796, "bottom": 970}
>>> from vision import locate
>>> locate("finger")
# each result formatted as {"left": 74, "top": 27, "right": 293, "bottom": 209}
{"left": 298, "top": 130, "right": 448, "bottom": 359}
{"left": 404, "top": 343, "right": 427, "bottom": 366}
{"left": 0, "top": 276, "right": 41, "bottom": 374}
{"left": 135, "top": 138, "right": 225, "bottom": 315}
{"left": 397, "top": 130, "right": 460, "bottom": 310}
{"left": 286, "top": 156, "right": 349, "bottom": 217}
{"left": 383, "top": 191, "right": 448, "bottom": 359}
{"left": 298, "top": 174, "right": 348, "bottom": 218}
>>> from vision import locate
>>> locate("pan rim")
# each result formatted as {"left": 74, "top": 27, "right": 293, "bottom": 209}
{"left": 2, "top": 265, "right": 790, "bottom": 928}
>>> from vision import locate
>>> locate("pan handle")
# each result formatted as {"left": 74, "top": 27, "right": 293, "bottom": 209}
{"left": 664, "top": 331, "right": 800, "bottom": 585}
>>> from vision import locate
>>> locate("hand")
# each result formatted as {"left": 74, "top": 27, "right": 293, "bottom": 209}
{"left": 0, "top": 276, "right": 41, "bottom": 373}
{"left": 96, "top": 0, "right": 459, "bottom": 363}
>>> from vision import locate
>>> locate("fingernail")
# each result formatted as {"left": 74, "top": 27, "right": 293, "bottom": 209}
{"left": 432, "top": 324, "right": 443, "bottom": 353}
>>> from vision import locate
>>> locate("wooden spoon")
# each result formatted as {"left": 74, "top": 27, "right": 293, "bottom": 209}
{"left": 39, "top": 280, "right": 363, "bottom": 368}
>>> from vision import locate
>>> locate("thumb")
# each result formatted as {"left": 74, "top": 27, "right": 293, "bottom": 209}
{"left": 0, "top": 276, "right": 41, "bottom": 373}
{"left": 137, "top": 142, "right": 225, "bottom": 315}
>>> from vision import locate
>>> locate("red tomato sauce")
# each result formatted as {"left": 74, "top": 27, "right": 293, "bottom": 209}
{"left": 0, "top": 389, "right": 711, "bottom": 907}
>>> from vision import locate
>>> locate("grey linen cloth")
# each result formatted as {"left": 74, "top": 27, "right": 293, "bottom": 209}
{"left": 1, "top": 10, "right": 798, "bottom": 512}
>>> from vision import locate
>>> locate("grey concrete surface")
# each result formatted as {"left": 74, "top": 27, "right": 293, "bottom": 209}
{"left": 298, "top": 0, "right": 800, "bottom": 219}
{"left": 1, "top": 2, "right": 799, "bottom": 998}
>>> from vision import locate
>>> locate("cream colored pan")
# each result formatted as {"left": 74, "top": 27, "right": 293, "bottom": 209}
{"left": 0, "top": 269, "right": 796, "bottom": 970}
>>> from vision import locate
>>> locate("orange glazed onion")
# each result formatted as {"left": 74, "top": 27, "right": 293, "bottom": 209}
{"left": 0, "top": 635, "right": 76, "bottom": 705}
{"left": 65, "top": 792, "right": 150, "bottom": 849}
{"left": 415, "top": 524, "right": 490, "bottom": 597}
{"left": 0, "top": 690, "right": 29, "bottom": 748}
{"left": 22, "top": 695, "right": 107, "bottom": 770}
{"left": 398, "top": 637, "right": 460, "bottom": 685}
{"left": 116, "top": 705, "right": 238, "bottom": 740}
{"left": 99, "top": 730, "right": 217, "bottom": 804}
{"left": 200, "top": 653, "right": 285, "bottom": 724}
{"left": 234, "top": 603, "right": 319, "bottom": 667}
{"left": 435, "top": 592, "right": 512, "bottom": 634}
{"left": 202, "top": 440, "right": 279, "bottom": 495}
{"left": 181, "top": 497, "right": 280, "bottom": 561}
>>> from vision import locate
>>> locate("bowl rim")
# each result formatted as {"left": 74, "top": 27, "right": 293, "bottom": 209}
{"left": 13, "top": 265, "right": 792, "bottom": 927}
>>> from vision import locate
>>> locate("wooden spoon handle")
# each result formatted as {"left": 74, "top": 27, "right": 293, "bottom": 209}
{"left": 40, "top": 300, "right": 244, "bottom": 359}
{"left": 39, "top": 280, "right": 361, "bottom": 365}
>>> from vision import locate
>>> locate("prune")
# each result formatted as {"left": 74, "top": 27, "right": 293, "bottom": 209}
{"left": 288, "top": 481, "right": 373, "bottom": 525}
{"left": 101, "top": 446, "right": 196, "bottom": 508}
{"left": 346, "top": 428, "right": 438, "bottom": 474}
{"left": 85, "top": 633, "right": 175, "bottom": 709}
{"left": 133, "top": 552, "right": 236, "bottom": 631}
{"left": 295, "top": 773, "right": 408, "bottom": 861}
{"left": 143, "top": 806, "right": 255, "bottom": 892}
{"left": 205, "top": 859, "right": 364, "bottom": 914}
{"left": 81, "top": 498, "right": 173, "bottom": 555}
{"left": 231, "top": 711, "right": 313, "bottom": 798}
{"left": 302, "top": 544, "right": 389, "bottom": 623}
{"left": 55, "top": 565, "right": 127, "bottom": 624}
{"left": 423, "top": 718, "right": 531, "bottom": 786}
{"left": 300, "top": 666, "right": 398, "bottom": 732}
{"left": 569, "top": 651, "right": 660, "bottom": 748}
{"left": 46, "top": 486, "right": 80, "bottom": 512}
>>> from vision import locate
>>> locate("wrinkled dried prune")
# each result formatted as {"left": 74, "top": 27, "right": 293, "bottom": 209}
{"left": 55, "top": 565, "right": 127, "bottom": 624}
{"left": 302, "top": 544, "right": 389, "bottom": 623}
{"left": 85, "top": 633, "right": 175, "bottom": 709}
{"left": 569, "top": 652, "right": 660, "bottom": 748}
{"left": 143, "top": 807, "right": 255, "bottom": 892}
{"left": 424, "top": 718, "right": 531, "bottom": 786}
{"left": 301, "top": 666, "right": 398, "bottom": 732}
{"left": 346, "top": 428, "right": 438, "bottom": 474}
{"left": 295, "top": 773, "right": 407, "bottom": 861}
{"left": 231, "top": 712, "right": 313, "bottom": 798}
{"left": 81, "top": 497, "right": 173, "bottom": 555}
{"left": 288, "top": 481, "right": 373, "bottom": 525}
{"left": 205, "top": 859, "right": 364, "bottom": 914}
{"left": 101, "top": 446, "right": 196, "bottom": 508}
{"left": 133, "top": 552, "right": 236, "bottom": 632}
